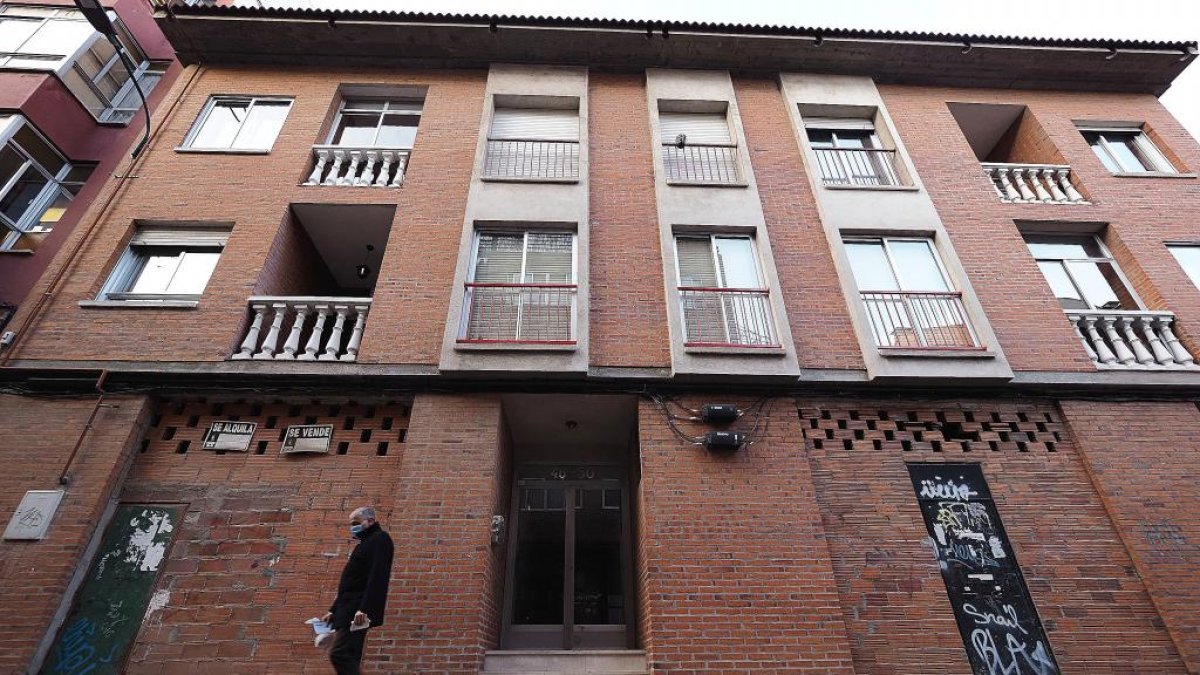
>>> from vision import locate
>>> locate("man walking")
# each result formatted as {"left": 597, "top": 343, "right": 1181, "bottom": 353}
{"left": 322, "top": 506, "right": 394, "bottom": 675}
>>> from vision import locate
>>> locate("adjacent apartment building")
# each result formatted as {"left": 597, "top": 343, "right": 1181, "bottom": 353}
{"left": 1, "top": 3, "right": 1199, "bottom": 674}
{"left": 0, "top": 0, "right": 177, "bottom": 330}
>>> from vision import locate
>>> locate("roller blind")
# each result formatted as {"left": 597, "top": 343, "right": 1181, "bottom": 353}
{"left": 803, "top": 117, "right": 876, "bottom": 131}
{"left": 130, "top": 226, "right": 229, "bottom": 247}
{"left": 659, "top": 112, "right": 732, "bottom": 144}
{"left": 676, "top": 237, "right": 718, "bottom": 287}
{"left": 490, "top": 108, "right": 579, "bottom": 141}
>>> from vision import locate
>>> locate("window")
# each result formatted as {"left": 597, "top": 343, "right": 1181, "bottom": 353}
{"left": 1168, "top": 245, "right": 1200, "bottom": 290}
{"left": 658, "top": 108, "right": 739, "bottom": 184}
{"left": 327, "top": 98, "right": 421, "bottom": 148}
{"left": 99, "top": 226, "right": 229, "bottom": 302}
{"left": 1025, "top": 235, "right": 1139, "bottom": 310}
{"left": 61, "top": 25, "right": 167, "bottom": 124}
{"left": 0, "top": 6, "right": 93, "bottom": 69}
{"left": 1082, "top": 128, "right": 1175, "bottom": 174}
{"left": 460, "top": 231, "right": 577, "bottom": 343}
{"left": 0, "top": 115, "right": 91, "bottom": 251}
{"left": 484, "top": 104, "right": 580, "bottom": 180}
{"left": 806, "top": 118, "right": 900, "bottom": 186}
{"left": 183, "top": 97, "right": 292, "bottom": 151}
{"left": 675, "top": 234, "right": 777, "bottom": 347}
{"left": 845, "top": 237, "right": 977, "bottom": 349}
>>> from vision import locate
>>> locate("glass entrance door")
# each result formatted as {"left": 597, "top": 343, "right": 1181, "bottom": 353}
{"left": 503, "top": 466, "right": 631, "bottom": 649}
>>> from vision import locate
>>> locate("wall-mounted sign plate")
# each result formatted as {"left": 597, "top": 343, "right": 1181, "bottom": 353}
{"left": 3, "top": 489, "right": 66, "bottom": 540}
{"left": 281, "top": 424, "right": 334, "bottom": 454}
{"left": 201, "top": 421, "right": 257, "bottom": 451}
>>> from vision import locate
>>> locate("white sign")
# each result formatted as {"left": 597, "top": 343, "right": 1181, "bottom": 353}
{"left": 281, "top": 425, "right": 334, "bottom": 454}
{"left": 201, "top": 421, "right": 257, "bottom": 451}
{"left": 3, "top": 489, "right": 65, "bottom": 540}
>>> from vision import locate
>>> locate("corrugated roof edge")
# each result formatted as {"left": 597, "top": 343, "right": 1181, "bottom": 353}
{"left": 166, "top": 3, "right": 1197, "bottom": 53}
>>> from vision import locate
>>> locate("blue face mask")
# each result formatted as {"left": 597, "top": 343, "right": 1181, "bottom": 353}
{"left": 350, "top": 523, "right": 366, "bottom": 537}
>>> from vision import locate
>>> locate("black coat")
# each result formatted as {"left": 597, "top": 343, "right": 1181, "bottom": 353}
{"left": 329, "top": 523, "right": 394, "bottom": 630}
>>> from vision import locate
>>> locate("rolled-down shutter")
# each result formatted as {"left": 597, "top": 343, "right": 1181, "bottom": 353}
{"left": 130, "top": 227, "right": 229, "bottom": 248}
{"left": 490, "top": 108, "right": 579, "bottom": 141}
{"left": 659, "top": 112, "right": 732, "bottom": 145}
{"left": 803, "top": 117, "right": 876, "bottom": 131}
{"left": 675, "top": 237, "right": 718, "bottom": 287}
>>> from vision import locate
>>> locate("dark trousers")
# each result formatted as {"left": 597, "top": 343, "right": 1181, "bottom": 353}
{"left": 329, "top": 628, "right": 368, "bottom": 675}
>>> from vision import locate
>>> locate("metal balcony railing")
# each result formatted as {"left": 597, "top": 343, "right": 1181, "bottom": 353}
{"left": 459, "top": 283, "right": 577, "bottom": 344}
{"left": 813, "top": 147, "right": 902, "bottom": 187}
{"left": 232, "top": 297, "right": 372, "bottom": 362}
{"left": 661, "top": 143, "right": 740, "bottom": 184}
{"left": 860, "top": 291, "right": 980, "bottom": 350}
{"left": 484, "top": 139, "right": 580, "bottom": 180}
{"left": 1066, "top": 309, "right": 1197, "bottom": 369}
{"left": 678, "top": 287, "right": 778, "bottom": 348}
{"left": 982, "top": 163, "right": 1087, "bottom": 204}
{"left": 303, "top": 146, "right": 410, "bottom": 187}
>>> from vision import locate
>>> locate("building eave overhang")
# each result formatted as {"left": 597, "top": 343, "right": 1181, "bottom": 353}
{"left": 154, "top": 4, "right": 1198, "bottom": 95}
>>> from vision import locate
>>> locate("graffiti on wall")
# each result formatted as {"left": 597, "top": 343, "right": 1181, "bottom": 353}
{"left": 42, "top": 505, "right": 179, "bottom": 675}
{"left": 908, "top": 464, "right": 1060, "bottom": 675}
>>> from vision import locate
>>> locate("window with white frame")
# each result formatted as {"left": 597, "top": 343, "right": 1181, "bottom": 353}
{"left": 460, "top": 230, "right": 577, "bottom": 343}
{"left": 61, "top": 29, "right": 167, "bottom": 124}
{"left": 1, "top": 6, "right": 163, "bottom": 124}
{"left": 1080, "top": 126, "right": 1176, "bottom": 174}
{"left": 658, "top": 107, "right": 740, "bottom": 184}
{"left": 98, "top": 225, "right": 229, "bottom": 302}
{"left": 674, "top": 234, "right": 777, "bottom": 347}
{"left": 182, "top": 97, "right": 293, "bottom": 151}
{"left": 844, "top": 237, "right": 977, "bottom": 349}
{"left": 806, "top": 118, "right": 901, "bottom": 187}
{"left": 1025, "top": 234, "right": 1140, "bottom": 311}
{"left": 0, "top": 115, "right": 91, "bottom": 251}
{"left": 485, "top": 103, "right": 579, "bottom": 180}
{"left": 327, "top": 98, "right": 421, "bottom": 148}
{"left": 0, "top": 5, "right": 94, "bottom": 69}
{"left": 1168, "top": 244, "right": 1200, "bottom": 290}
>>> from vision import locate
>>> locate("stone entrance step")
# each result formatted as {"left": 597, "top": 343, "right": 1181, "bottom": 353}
{"left": 481, "top": 649, "right": 649, "bottom": 675}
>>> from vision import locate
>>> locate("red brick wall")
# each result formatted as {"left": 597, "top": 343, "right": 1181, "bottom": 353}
{"left": 988, "top": 109, "right": 1068, "bottom": 166}
{"left": 11, "top": 65, "right": 486, "bottom": 365}
{"left": 118, "top": 398, "right": 410, "bottom": 674}
{"left": 587, "top": 72, "right": 671, "bottom": 369}
{"left": 735, "top": 76, "right": 864, "bottom": 371}
{"left": 801, "top": 399, "right": 1186, "bottom": 674}
{"left": 636, "top": 397, "right": 856, "bottom": 672}
{"left": 879, "top": 85, "right": 1200, "bottom": 373}
{"left": 0, "top": 393, "right": 151, "bottom": 673}
{"left": 255, "top": 210, "right": 340, "bottom": 297}
{"left": 383, "top": 393, "right": 505, "bottom": 672}
{"left": 1058, "top": 400, "right": 1200, "bottom": 673}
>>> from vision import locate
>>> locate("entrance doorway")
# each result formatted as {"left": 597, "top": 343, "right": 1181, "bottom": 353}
{"left": 503, "top": 464, "right": 633, "bottom": 649}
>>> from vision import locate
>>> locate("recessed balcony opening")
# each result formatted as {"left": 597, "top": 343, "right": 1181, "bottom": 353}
{"left": 231, "top": 203, "right": 395, "bottom": 362}
{"left": 949, "top": 102, "right": 1087, "bottom": 204}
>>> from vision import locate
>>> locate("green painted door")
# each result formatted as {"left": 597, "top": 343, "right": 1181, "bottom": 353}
{"left": 42, "top": 505, "right": 180, "bottom": 675}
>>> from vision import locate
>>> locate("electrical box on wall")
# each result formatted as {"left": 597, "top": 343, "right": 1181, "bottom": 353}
{"left": 700, "top": 404, "right": 740, "bottom": 424}
{"left": 703, "top": 431, "right": 746, "bottom": 452}
{"left": 3, "top": 489, "right": 65, "bottom": 540}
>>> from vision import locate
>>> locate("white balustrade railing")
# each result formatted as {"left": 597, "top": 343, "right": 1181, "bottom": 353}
{"left": 232, "top": 297, "right": 372, "bottom": 362}
{"left": 662, "top": 143, "right": 741, "bottom": 184}
{"left": 982, "top": 163, "right": 1086, "bottom": 204}
{"left": 484, "top": 139, "right": 580, "bottom": 180}
{"left": 679, "top": 287, "right": 778, "bottom": 348}
{"left": 303, "top": 146, "right": 410, "bottom": 187}
{"left": 1066, "top": 310, "right": 1197, "bottom": 369}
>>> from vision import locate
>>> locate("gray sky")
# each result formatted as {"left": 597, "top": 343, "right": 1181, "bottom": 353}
{"left": 262, "top": 0, "right": 1199, "bottom": 138}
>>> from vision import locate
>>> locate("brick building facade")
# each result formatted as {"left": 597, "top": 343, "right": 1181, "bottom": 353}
{"left": 1, "top": 4, "right": 1199, "bottom": 674}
